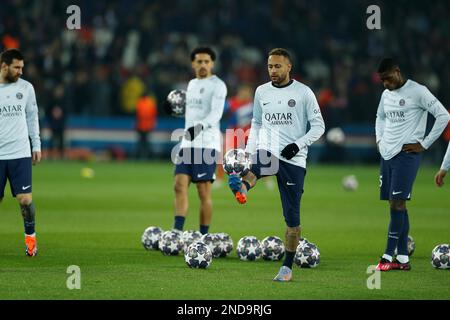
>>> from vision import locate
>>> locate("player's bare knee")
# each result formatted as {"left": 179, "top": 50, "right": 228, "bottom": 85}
{"left": 285, "top": 226, "right": 300, "bottom": 251}
{"left": 174, "top": 181, "right": 187, "bottom": 196}
{"left": 390, "top": 200, "right": 406, "bottom": 211}
{"left": 17, "top": 194, "right": 32, "bottom": 206}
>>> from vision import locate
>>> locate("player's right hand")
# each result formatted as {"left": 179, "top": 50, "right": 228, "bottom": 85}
{"left": 434, "top": 169, "right": 447, "bottom": 187}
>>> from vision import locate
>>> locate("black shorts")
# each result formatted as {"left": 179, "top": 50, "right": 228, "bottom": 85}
{"left": 0, "top": 157, "right": 32, "bottom": 198}
{"left": 174, "top": 148, "right": 218, "bottom": 183}
{"left": 380, "top": 151, "right": 421, "bottom": 200}
{"left": 250, "top": 150, "right": 306, "bottom": 228}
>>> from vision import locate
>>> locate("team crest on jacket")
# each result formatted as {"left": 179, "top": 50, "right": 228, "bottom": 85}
{"left": 16, "top": 92, "right": 23, "bottom": 99}
{"left": 399, "top": 99, "right": 405, "bottom": 106}
{"left": 288, "top": 99, "right": 296, "bottom": 107}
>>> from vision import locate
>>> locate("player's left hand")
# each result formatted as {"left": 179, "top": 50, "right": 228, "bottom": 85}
{"left": 402, "top": 143, "right": 425, "bottom": 153}
{"left": 185, "top": 124, "right": 203, "bottom": 141}
{"left": 434, "top": 169, "right": 447, "bottom": 187}
{"left": 280, "top": 143, "right": 300, "bottom": 160}
{"left": 32, "top": 151, "right": 41, "bottom": 165}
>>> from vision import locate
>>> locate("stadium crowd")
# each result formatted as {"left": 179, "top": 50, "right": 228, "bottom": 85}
{"left": 1, "top": 0, "right": 449, "bottom": 128}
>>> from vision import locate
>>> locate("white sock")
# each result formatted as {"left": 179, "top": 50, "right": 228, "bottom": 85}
{"left": 382, "top": 254, "right": 393, "bottom": 262}
{"left": 396, "top": 255, "right": 409, "bottom": 264}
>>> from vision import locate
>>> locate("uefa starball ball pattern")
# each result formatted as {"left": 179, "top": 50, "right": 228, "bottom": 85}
{"left": 223, "top": 148, "right": 251, "bottom": 176}
{"left": 201, "top": 233, "right": 223, "bottom": 258}
{"left": 158, "top": 230, "right": 184, "bottom": 256}
{"left": 294, "top": 242, "right": 320, "bottom": 268}
{"left": 261, "top": 236, "right": 285, "bottom": 261}
{"left": 431, "top": 244, "right": 450, "bottom": 269}
{"left": 185, "top": 241, "right": 213, "bottom": 269}
{"left": 166, "top": 89, "right": 186, "bottom": 117}
{"left": 141, "top": 226, "right": 163, "bottom": 250}
{"left": 394, "top": 235, "right": 416, "bottom": 256}
{"left": 237, "top": 236, "right": 262, "bottom": 261}
{"left": 182, "top": 230, "right": 203, "bottom": 252}
{"left": 216, "top": 233, "right": 234, "bottom": 257}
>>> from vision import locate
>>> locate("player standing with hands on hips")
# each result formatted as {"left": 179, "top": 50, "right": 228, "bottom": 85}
{"left": 169, "top": 46, "right": 227, "bottom": 235}
{"left": 0, "top": 49, "right": 41, "bottom": 257}
{"left": 375, "top": 58, "right": 450, "bottom": 271}
{"left": 228, "top": 48, "right": 325, "bottom": 282}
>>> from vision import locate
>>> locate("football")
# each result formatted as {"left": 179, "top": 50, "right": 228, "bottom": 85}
{"left": 294, "top": 242, "right": 320, "bottom": 268}
{"left": 216, "top": 233, "right": 234, "bottom": 257}
{"left": 158, "top": 230, "right": 184, "bottom": 256}
{"left": 431, "top": 244, "right": 450, "bottom": 269}
{"left": 342, "top": 175, "right": 358, "bottom": 191}
{"left": 166, "top": 89, "right": 186, "bottom": 117}
{"left": 182, "top": 230, "right": 203, "bottom": 252}
{"left": 141, "top": 226, "right": 163, "bottom": 250}
{"left": 326, "top": 127, "right": 345, "bottom": 145}
{"left": 236, "top": 236, "right": 262, "bottom": 261}
{"left": 223, "top": 148, "right": 251, "bottom": 176}
{"left": 261, "top": 236, "right": 285, "bottom": 261}
{"left": 201, "top": 233, "right": 222, "bottom": 258}
{"left": 394, "top": 235, "right": 415, "bottom": 256}
{"left": 185, "top": 241, "right": 213, "bottom": 269}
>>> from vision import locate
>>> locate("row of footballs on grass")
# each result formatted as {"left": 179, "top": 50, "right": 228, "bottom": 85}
{"left": 141, "top": 227, "right": 321, "bottom": 268}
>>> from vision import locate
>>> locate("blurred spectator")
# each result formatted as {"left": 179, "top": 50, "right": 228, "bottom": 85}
{"left": 46, "top": 84, "right": 67, "bottom": 160}
{"left": 135, "top": 92, "right": 157, "bottom": 160}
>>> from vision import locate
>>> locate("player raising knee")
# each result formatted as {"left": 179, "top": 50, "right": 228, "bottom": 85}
{"left": 227, "top": 48, "right": 325, "bottom": 281}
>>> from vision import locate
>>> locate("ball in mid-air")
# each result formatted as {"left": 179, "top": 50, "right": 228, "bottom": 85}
{"left": 223, "top": 148, "right": 251, "bottom": 176}
{"left": 261, "top": 236, "right": 285, "bottom": 261}
{"left": 166, "top": 89, "right": 186, "bottom": 117}
{"left": 141, "top": 226, "right": 163, "bottom": 250}
{"left": 237, "top": 236, "right": 262, "bottom": 261}
{"left": 326, "top": 127, "right": 345, "bottom": 145}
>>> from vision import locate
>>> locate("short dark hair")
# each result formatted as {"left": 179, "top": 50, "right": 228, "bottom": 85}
{"left": 268, "top": 48, "right": 292, "bottom": 64}
{"left": 190, "top": 46, "right": 216, "bottom": 62}
{"left": 377, "top": 58, "right": 399, "bottom": 73}
{"left": 0, "top": 48, "right": 24, "bottom": 65}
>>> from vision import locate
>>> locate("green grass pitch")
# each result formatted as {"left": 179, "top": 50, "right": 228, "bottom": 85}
{"left": 0, "top": 161, "right": 449, "bottom": 299}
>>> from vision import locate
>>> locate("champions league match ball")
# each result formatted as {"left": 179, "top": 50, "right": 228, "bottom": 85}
{"left": 326, "top": 127, "right": 346, "bottom": 145}
{"left": 158, "top": 230, "right": 184, "bottom": 256}
{"left": 182, "top": 230, "right": 203, "bottom": 252}
{"left": 342, "top": 175, "right": 359, "bottom": 191}
{"left": 431, "top": 244, "right": 450, "bottom": 269}
{"left": 185, "top": 241, "right": 213, "bottom": 269}
{"left": 166, "top": 89, "right": 186, "bottom": 117}
{"left": 216, "top": 233, "right": 234, "bottom": 257}
{"left": 394, "top": 235, "right": 416, "bottom": 256}
{"left": 201, "top": 233, "right": 223, "bottom": 258}
{"left": 236, "top": 236, "right": 262, "bottom": 261}
{"left": 141, "top": 226, "right": 163, "bottom": 250}
{"left": 223, "top": 148, "right": 251, "bottom": 176}
{"left": 261, "top": 236, "right": 285, "bottom": 261}
{"left": 294, "top": 241, "right": 320, "bottom": 268}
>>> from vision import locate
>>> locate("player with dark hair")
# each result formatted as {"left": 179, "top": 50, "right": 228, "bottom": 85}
{"left": 434, "top": 142, "right": 450, "bottom": 187}
{"left": 228, "top": 48, "right": 325, "bottom": 281}
{"left": 171, "top": 46, "right": 227, "bottom": 234}
{"left": 0, "top": 48, "right": 41, "bottom": 256}
{"left": 375, "top": 58, "right": 450, "bottom": 271}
